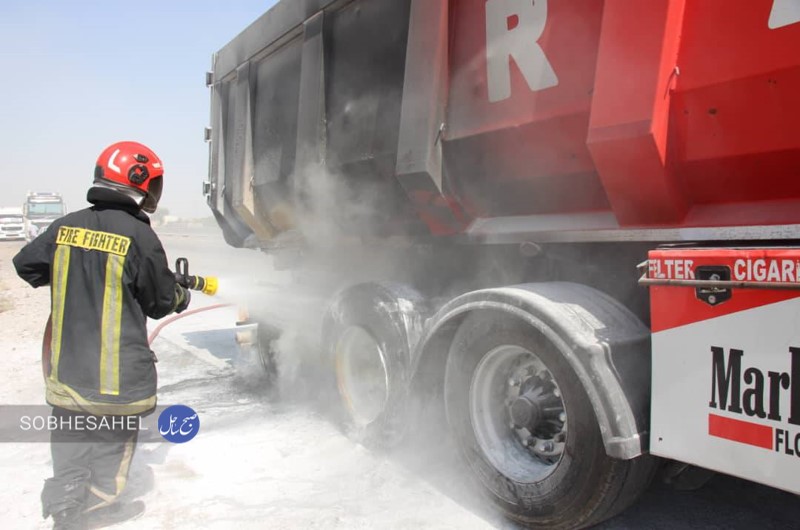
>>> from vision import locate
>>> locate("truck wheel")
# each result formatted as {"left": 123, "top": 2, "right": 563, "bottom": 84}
{"left": 235, "top": 320, "right": 280, "bottom": 399}
{"left": 445, "top": 311, "right": 655, "bottom": 529}
{"left": 323, "top": 283, "right": 424, "bottom": 447}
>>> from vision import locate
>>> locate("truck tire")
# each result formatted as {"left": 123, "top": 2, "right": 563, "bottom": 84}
{"left": 445, "top": 310, "right": 655, "bottom": 529}
{"left": 323, "top": 283, "right": 425, "bottom": 448}
{"left": 254, "top": 322, "right": 280, "bottom": 395}
{"left": 233, "top": 319, "right": 280, "bottom": 399}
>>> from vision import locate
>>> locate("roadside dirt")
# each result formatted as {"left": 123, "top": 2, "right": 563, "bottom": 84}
{"left": 0, "top": 241, "right": 52, "bottom": 526}
{"left": 0, "top": 241, "right": 50, "bottom": 404}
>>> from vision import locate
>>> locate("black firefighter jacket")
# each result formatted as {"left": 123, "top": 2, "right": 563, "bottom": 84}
{"left": 13, "top": 188, "right": 180, "bottom": 415}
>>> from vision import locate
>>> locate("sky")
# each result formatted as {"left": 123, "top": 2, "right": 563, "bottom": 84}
{"left": 0, "top": 0, "right": 278, "bottom": 218}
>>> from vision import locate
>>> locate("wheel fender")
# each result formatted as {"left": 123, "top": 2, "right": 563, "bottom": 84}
{"left": 410, "top": 282, "right": 651, "bottom": 459}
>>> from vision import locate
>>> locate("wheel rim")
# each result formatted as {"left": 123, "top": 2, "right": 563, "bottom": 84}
{"left": 469, "top": 345, "right": 568, "bottom": 483}
{"left": 335, "top": 326, "right": 389, "bottom": 426}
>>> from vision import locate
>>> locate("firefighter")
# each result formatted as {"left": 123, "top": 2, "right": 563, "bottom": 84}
{"left": 13, "top": 141, "right": 191, "bottom": 529}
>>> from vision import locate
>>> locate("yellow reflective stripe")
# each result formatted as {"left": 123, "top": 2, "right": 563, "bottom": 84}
{"left": 86, "top": 435, "right": 136, "bottom": 510}
{"left": 87, "top": 487, "right": 116, "bottom": 511}
{"left": 114, "top": 436, "right": 136, "bottom": 497}
{"left": 100, "top": 254, "right": 125, "bottom": 395}
{"left": 45, "top": 378, "right": 156, "bottom": 416}
{"left": 55, "top": 226, "right": 130, "bottom": 256}
{"left": 50, "top": 245, "right": 71, "bottom": 381}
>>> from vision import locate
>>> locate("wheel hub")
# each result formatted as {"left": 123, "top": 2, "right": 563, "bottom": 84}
{"left": 470, "top": 345, "right": 568, "bottom": 483}
{"left": 509, "top": 394, "right": 542, "bottom": 431}
{"left": 508, "top": 369, "right": 567, "bottom": 462}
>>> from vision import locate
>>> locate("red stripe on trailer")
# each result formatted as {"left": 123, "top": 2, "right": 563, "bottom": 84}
{"left": 649, "top": 248, "right": 800, "bottom": 332}
{"left": 708, "top": 413, "right": 773, "bottom": 450}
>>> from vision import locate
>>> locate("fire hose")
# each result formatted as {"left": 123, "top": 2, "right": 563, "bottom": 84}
{"left": 146, "top": 303, "right": 231, "bottom": 345}
{"left": 148, "top": 257, "right": 229, "bottom": 344}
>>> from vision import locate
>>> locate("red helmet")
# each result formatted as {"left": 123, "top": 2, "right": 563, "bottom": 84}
{"left": 94, "top": 141, "right": 164, "bottom": 213}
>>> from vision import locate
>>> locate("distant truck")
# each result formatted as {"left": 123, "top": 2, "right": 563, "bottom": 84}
{"left": 0, "top": 207, "right": 25, "bottom": 241}
{"left": 23, "top": 192, "right": 65, "bottom": 241}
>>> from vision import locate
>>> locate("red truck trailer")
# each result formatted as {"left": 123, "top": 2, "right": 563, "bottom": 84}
{"left": 205, "top": 0, "right": 800, "bottom": 527}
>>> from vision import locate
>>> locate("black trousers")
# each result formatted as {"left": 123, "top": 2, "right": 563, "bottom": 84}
{"left": 41, "top": 407, "right": 139, "bottom": 518}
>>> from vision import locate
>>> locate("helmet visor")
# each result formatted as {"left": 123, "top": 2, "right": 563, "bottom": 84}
{"left": 142, "top": 176, "right": 163, "bottom": 214}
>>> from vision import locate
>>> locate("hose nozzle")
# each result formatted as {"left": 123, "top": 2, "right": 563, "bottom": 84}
{"left": 175, "top": 258, "right": 218, "bottom": 296}
{"left": 187, "top": 274, "right": 218, "bottom": 296}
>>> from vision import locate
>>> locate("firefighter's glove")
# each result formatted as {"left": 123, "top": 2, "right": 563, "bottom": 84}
{"left": 173, "top": 284, "right": 191, "bottom": 314}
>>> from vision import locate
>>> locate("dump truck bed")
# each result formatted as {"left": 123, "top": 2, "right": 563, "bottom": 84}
{"left": 206, "top": 0, "right": 800, "bottom": 247}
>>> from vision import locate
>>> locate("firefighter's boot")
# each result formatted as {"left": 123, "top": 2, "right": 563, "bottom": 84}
{"left": 86, "top": 501, "right": 145, "bottom": 529}
{"left": 52, "top": 506, "right": 87, "bottom": 530}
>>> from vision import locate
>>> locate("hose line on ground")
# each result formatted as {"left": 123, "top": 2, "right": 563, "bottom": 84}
{"left": 147, "top": 303, "right": 232, "bottom": 345}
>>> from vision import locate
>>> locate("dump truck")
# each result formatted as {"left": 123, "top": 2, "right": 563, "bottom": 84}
{"left": 204, "top": 1, "right": 800, "bottom": 527}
